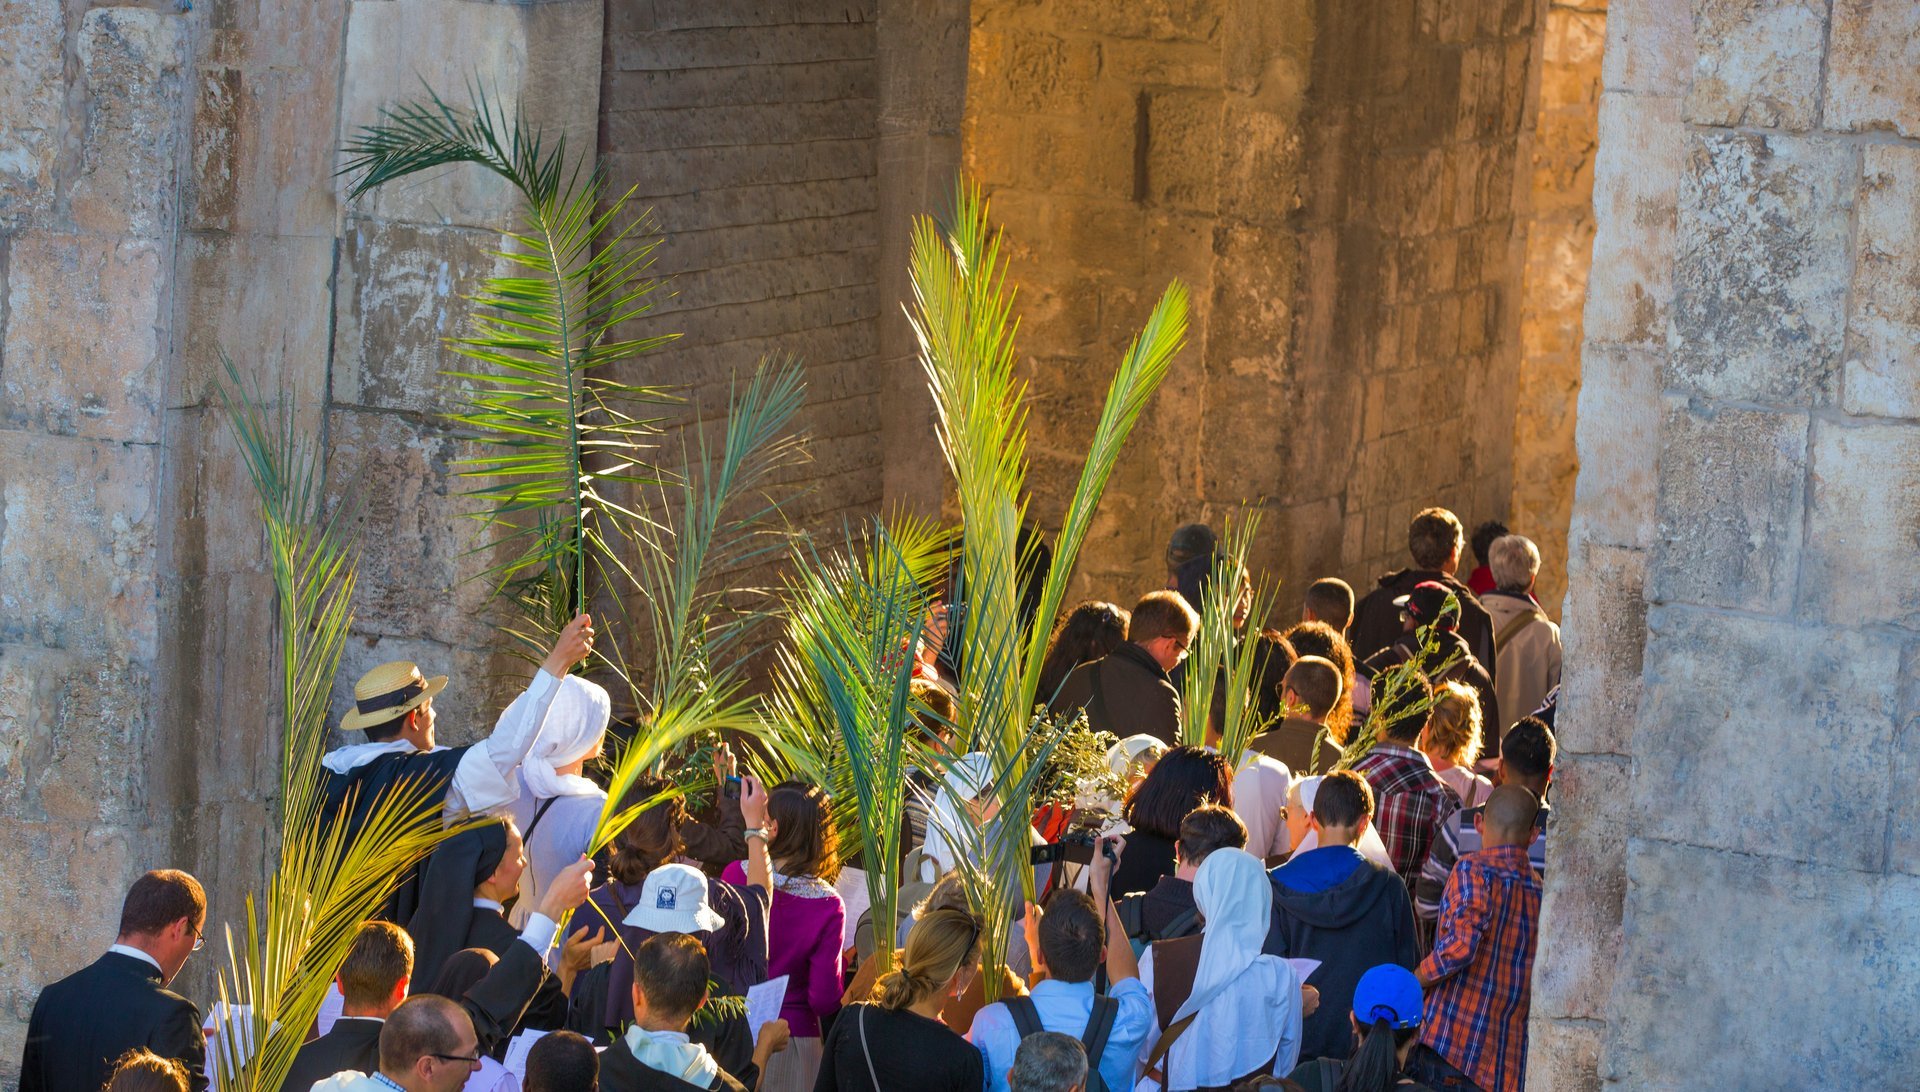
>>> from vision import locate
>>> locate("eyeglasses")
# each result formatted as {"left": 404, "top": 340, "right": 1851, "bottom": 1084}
{"left": 430, "top": 1051, "right": 482, "bottom": 1066}
{"left": 190, "top": 925, "right": 204, "bottom": 953}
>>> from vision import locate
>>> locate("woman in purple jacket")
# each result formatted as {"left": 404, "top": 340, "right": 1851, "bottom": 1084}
{"left": 722, "top": 781, "right": 843, "bottom": 1092}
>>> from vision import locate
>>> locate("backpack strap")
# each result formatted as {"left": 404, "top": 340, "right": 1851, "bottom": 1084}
{"left": 1003, "top": 994, "right": 1045, "bottom": 1041}
{"left": 1079, "top": 996, "right": 1119, "bottom": 1092}
{"left": 1158, "top": 904, "right": 1201, "bottom": 941}
{"left": 1115, "top": 892, "right": 1147, "bottom": 940}
{"left": 1493, "top": 608, "right": 1547, "bottom": 657}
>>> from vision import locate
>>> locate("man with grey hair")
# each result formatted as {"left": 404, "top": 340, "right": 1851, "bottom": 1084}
{"left": 1008, "top": 1031, "right": 1088, "bottom": 1092}
{"left": 1483, "top": 534, "right": 1561, "bottom": 732}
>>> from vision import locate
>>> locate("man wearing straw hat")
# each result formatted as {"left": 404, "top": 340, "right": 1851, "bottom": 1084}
{"left": 321, "top": 613, "right": 596, "bottom": 848}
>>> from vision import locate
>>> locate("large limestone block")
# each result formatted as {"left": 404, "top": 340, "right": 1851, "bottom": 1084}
{"left": 3, "top": 233, "right": 166, "bottom": 443}
{"left": 70, "top": 7, "right": 189, "bottom": 238}
{"left": 0, "top": 0, "right": 65, "bottom": 229}
{"left": 1648, "top": 399, "right": 1805, "bottom": 612}
{"left": 175, "top": 232, "right": 335, "bottom": 416}
{"left": 1602, "top": 0, "right": 1694, "bottom": 95}
{"left": 1684, "top": 0, "right": 1826, "bottom": 131}
{"left": 331, "top": 217, "right": 507, "bottom": 414}
{"left": 320, "top": 406, "right": 517, "bottom": 662}
{"left": 0, "top": 432, "right": 158, "bottom": 656}
{"left": 1843, "top": 145, "right": 1920, "bottom": 418}
{"left": 1523, "top": 1019, "right": 1602, "bottom": 1092}
{"left": 1582, "top": 92, "right": 1681, "bottom": 349}
{"left": 1607, "top": 839, "right": 1920, "bottom": 1089}
{"left": 0, "top": 643, "right": 151, "bottom": 825}
{"left": 336, "top": 0, "right": 603, "bottom": 230}
{"left": 1555, "top": 541, "right": 1645, "bottom": 756}
{"left": 1567, "top": 346, "right": 1660, "bottom": 549}
{"left": 1800, "top": 418, "right": 1920, "bottom": 627}
{"left": 1825, "top": 0, "right": 1920, "bottom": 140}
{"left": 0, "top": 820, "right": 139, "bottom": 1064}
{"left": 1530, "top": 754, "right": 1629, "bottom": 1021}
{"left": 1668, "top": 131, "right": 1852, "bottom": 407}
{"left": 1633, "top": 606, "right": 1896, "bottom": 871}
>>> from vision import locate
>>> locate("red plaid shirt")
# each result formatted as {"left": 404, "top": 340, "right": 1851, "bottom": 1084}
{"left": 1417, "top": 844, "right": 1542, "bottom": 1092}
{"left": 1351, "top": 742, "right": 1460, "bottom": 888}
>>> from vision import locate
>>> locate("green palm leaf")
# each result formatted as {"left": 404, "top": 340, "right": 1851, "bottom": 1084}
{"left": 904, "top": 180, "right": 1187, "bottom": 997}
{"left": 1180, "top": 513, "right": 1285, "bottom": 762}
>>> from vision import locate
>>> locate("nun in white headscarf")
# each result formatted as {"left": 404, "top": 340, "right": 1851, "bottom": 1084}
{"left": 506, "top": 673, "right": 611, "bottom": 926}
{"left": 1136, "top": 847, "right": 1303, "bottom": 1091}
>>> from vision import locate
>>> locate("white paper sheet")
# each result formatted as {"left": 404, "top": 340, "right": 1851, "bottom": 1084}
{"left": 502, "top": 1028, "right": 552, "bottom": 1083}
{"left": 1287, "top": 958, "right": 1322, "bottom": 983}
{"left": 202, "top": 1001, "right": 255, "bottom": 1083}
{"left": 316, "top": 981, "right": 345, "bottom": 1036}
{"left": 745, "top": 974, "right": 790, "bottom": 1042}
{"left": 835, "top": 866, "right": 871, "bottom": 950}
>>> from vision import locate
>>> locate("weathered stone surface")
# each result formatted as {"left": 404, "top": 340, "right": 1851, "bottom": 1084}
{"left": 330, "top": 217, "right": 505, "bottom": 414}
{"left": 70, "top": 8, "right": 190, "bottom": 238}
{"left": 1608, "top": 839, "right": 1920, "bottom": 1089}
{"left": 1531, "top": 754, "right": 1629, "bottom": 1022}
{"left": 0, "top": 643, "right": 152, "bottom": 825}
{"left": 0, "top": 0, "right": 65, "bottom": 229}
{"left": 1554, "top": 541, "right": 1645, "bottom": 756}
{"left": 335, "top": 0, "right": 602, "bottom": 230}
{"left": 0, "top": 432, "right": 158, "bottom": 656}
{"left": 1668, "top": 131, "right": 1851, "bottom": 406}
{"left": 175, "top": 232, "right": 335, "bottom": 415}
{"left": 2, "top": 233, "right": 166, "bottom": 443}
{"left": 1825, "top": 0, "right": 1920, "bottom": 140}
{"left": 1635, "top": 606, "right": 1896, "bottom": 871}
{"left": 1582, "top": 92, "right": 1680, "bottom": 349}
{"left": 1684, "top": 0, "right": 1825, "bottom": 130}
{"left": 1523, "top": 1019, "right": 1602, "bottom": 1092}
{"left": 1649, "top": 398, "right": 1806, "bottom": 613}
{"left": 1843, "top": 145, "right": 1920, "bottom": 418}
{"left": 1567, "top": 346, "right": 1660, "bottom": 549}
{"left": 1800, "top": 418, "right": 1920, "bottom": 627}
{"left": 1602, "top": 0, "right": 1692, "bottom": 95}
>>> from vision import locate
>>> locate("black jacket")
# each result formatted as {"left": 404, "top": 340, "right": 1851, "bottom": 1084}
{"left": 1350, "top": 570, "right": 1495, "bottom": 682}
{"left": 1362, "top": 629, "right": 1500, "bottom": 753}
{"left": 1267, "top": 858, "right": 1420, "bottom": 1062}
{"left": 598, "top": 1035, "right": 748, "bottom": 1092}
{"left": 320, "top": 746, "right": 468, "bottom": 922}
{"left": 468, "top": 907, "right": 572, "bottom": 1038}
{"left": 278, "top": 931, "right": 549, "bottom": 1091}
{"left": 19, "top": 951, "right": 208, "bottom": 1092}
{"left": 1048, "top": 642, "right": 1182, "bottom": 743}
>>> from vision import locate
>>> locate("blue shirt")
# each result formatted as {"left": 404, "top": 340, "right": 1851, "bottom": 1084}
{"left": 968, "top": 976, "right": 1154, "bottom": 1092}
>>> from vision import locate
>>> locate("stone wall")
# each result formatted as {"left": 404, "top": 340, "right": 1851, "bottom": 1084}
{"left": 1509, "top": 0, "right": 1603, "bottom": 614}
{"left": 1533, "top": 0, "right": 1920, "bottom": 1086}
{"left": 958, "top": 0, "right": 1548, "bottom": 612}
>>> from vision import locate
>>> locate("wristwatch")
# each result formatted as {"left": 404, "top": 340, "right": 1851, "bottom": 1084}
{"left": 744, "top": 827, "right": 770, "bottom": 842}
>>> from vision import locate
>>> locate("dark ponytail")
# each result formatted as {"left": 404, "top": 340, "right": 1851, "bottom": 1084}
{"left": 1335, "top": 1017, "right": 1419, "bottom": 1092}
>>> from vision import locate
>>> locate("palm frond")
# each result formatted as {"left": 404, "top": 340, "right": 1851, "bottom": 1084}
{"left": 904, "top": 179, "right": 1188, "bottom": 998}
{"left": 209, "top": 362, "right": 471, "bottom": 1092}
{"left": 1180, "top": 514, "right": 1285, "bottom": 762}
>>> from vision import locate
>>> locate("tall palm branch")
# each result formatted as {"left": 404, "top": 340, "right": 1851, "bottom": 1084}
{"left": 340, "top": 85, "right": 680, "bottom": 650}
{"left": 757, "top": 513, "right": 952, "bottom": 860}
{"left": 1179, "top": 514, "right": 1284, "bottom": 762}
{"left": 905, "top": 181, "right": 1188, "bottom": 995}
{"left": 206, "top": 362, "right": 469, "bottom": 1091}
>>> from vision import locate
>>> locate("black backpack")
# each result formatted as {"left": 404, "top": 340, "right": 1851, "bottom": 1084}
{"left": 1003, "top": 993, "right": 1119, "bottom": 1092}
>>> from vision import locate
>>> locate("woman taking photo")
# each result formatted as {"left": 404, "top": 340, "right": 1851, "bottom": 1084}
{"left": 815, "top": 908, "right": 986, "bottom": 1092}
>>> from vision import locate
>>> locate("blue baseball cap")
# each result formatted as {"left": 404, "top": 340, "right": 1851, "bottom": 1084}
{"left": 1351, "top": 964, "right": 1423, "bottom": 1029}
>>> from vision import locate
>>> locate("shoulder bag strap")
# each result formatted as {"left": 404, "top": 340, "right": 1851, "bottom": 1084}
{"left": 1142, "top": 1012, "right": 1200, "bottom": 1089}
{"left": 1004, "top": 994, "right": 1045, "bottom": 1040}
{"left": 858, "top": 1005, "right": 884, "bottom": 1092}
{"left": 1159, "top": 904, "right": 1201, "bottom": 940}
{"left": 522, "top": 795, "right": 561, "bottom": 841}
{"left": 1493, "top": 608, "right": 1547, "bottom": 657}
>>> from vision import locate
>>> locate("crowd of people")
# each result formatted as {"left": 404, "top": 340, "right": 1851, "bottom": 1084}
{"left": 18, "top": 506, "right": 1564, "bottom": 1092}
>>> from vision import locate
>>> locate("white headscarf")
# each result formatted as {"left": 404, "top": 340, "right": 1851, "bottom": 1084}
{"left": 1178, "top": 847, "right": 1275, "bottom": 1024}
{"left": 516, "top": 674, "right": 610, "bottom": 799}
{"left": 919, "top": 751, "right": 992, "bottom": 883}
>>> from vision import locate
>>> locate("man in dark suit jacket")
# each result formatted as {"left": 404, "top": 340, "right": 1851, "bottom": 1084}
{"left": 1047, "top": 590, "right": 1198, "bottom": 744}
{"left": 20, "top": 869, "right": 210, "bottom": 1092}
{"left": 281, "top": 858, "right": 598, "bottom": 1091}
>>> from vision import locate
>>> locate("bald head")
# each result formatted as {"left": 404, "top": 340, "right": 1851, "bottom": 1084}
{"left": 1481, "top": 785, "right": 1542, "bottom": 847}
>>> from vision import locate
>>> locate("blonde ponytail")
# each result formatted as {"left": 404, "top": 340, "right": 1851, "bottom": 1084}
{"left": 872, "top": 907, "right": 980, "bottom": 1012}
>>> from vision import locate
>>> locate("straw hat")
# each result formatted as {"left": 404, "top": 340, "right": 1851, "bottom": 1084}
{"left": 339, "top": 660, "right": 448, "bottom": 732}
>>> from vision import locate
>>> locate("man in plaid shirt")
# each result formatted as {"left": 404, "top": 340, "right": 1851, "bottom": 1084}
{"left": 1351, "top": 671, "right": 1459, "bottom": 888}
{"left": 1409, "top": 785, "right": 1544, "bottom": 1092}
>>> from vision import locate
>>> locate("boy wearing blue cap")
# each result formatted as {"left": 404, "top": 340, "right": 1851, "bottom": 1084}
{"left": 1287, "top": 964, "right": 1433, "bottom": 1092}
